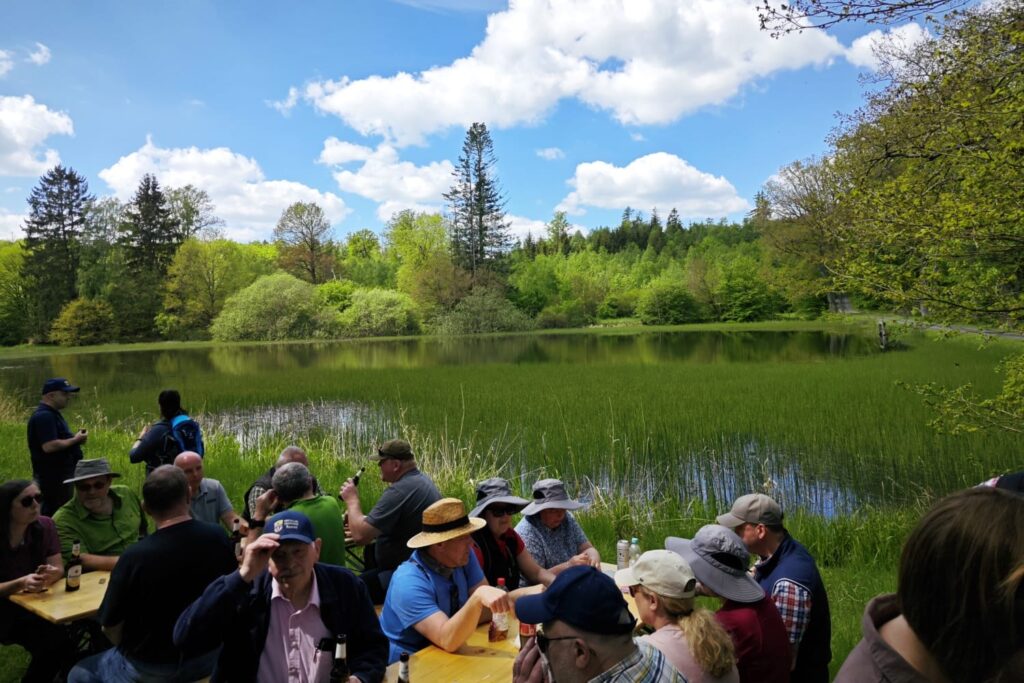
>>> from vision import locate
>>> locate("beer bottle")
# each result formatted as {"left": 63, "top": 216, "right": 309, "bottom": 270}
{"left": 519, "top": 621, "right": 537, "bottom": 650}
{"left": 230, "top": 518, "right": 243, "bottom": 562}
{"left": 488, "top": 577, "right": 509, "bottom": 642}
{"left": 66, "top": 539, "right": 82, "bottom": 592}
{"left": 329, "top": 634, "right": 349, "bottom": 682}
{"left": 397, "top": 651, "right": 411, "bottom": 683}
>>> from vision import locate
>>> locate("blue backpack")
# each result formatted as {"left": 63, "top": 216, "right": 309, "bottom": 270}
{"left": 169, "top": 414, "right": 204, "bottom": 457}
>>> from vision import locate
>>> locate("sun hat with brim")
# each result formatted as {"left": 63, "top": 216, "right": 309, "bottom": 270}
{"left": 520, "top": 478, "right": 585, "bottom": 516}
{"left": 516, "top": 565, "right": 636, "bottom": 635}
{"left": 407, "top": 498, "right": 486, "bottom": 548}
{"left": 716, "top": 493, "right": 783, "bottom": 528}
{"left": 469, "top": 478, "right": 530, "bottom": 518}
{"left": 42, "top": 377, "right": 79, "bottom": 395}
{"left": 665, "top": 525, "right": 764, "bottom": 604}
{"left": 369, "top": 439, "right": 414, "bottom": 462}
{"left": 63, "top": 458, "right": 121, "bottom": 485}
{"left": 615, "top": 549, "right": 697, "bottom": 599}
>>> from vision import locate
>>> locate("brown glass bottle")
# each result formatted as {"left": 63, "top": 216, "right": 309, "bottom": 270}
{"left": 329, "top": 634, "right": 349, "bottom": 682}
{"left": 65, "top": 539, "right": 82, "bottom": 592}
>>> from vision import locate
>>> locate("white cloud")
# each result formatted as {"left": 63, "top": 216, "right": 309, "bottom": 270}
{"left": 318, "top": 140, "right": 454, "bottom": 221}
{"left": 0, "top": 50, "right": 13, "bottom": 76}
{"left": 28, "top": 43, "right": 51, "bottom": 66}
{"left": 507, "top": 214, "right": 547, "bottom": 241}
{"left": 536, "top": 147, "right": 564, "bottom": 161}
{"left": 267, "top": 86, "right": 299, "bottom": 116}
{"left": 558, "top": 152, "right": 749, "bottom": 217}
{"left": 0, "top": 95, "right": 74, "bottom": 176}
{"left": 300, "top": 0, "right": 844, "bottom": 146}
{"left": 99, "top": 138, "right": 350, "bottom": 241}
{"left": 846, "top": 23, "right": 932, "bottom": 71}
{"left": 629, "top": 132, "right": 646, "bottom": 142}
{"left": 0, "top": 207, "right": 25, "bottom": 239}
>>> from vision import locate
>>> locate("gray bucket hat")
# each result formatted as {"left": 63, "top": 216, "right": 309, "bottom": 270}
{"left": 63, "top": 458, "right": 121, "bottom": 485}
{"left": 521, "top": 478, "right": 585, "bottom": 516}
{"left": 470, "top": 478, "right": 530, "bottom": 518}
{"left": 665, "top": 525, "right": 764, "bottom": 604}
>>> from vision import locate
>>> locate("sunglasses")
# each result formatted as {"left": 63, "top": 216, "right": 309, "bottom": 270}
{"left": 75, "top": 480, "right": 109, "bottom": 492}
{"left": 536, "top": 632, "right": 578, "bottom": 655}
{"left": 487, "top": 506, "right": 519, "bottom": 517}
{"left": 18, "top": 493, "right": 44, "bottom": 508}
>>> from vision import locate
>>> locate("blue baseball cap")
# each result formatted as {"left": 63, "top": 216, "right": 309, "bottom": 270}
{"left": 515, "top": 566, "right": 635, "bottom": 635}
{"left": 42, "top": 378, "right": 79, "bottom": 395}
{"left": 266, "top": 510, "right": 316, "bottom": 544}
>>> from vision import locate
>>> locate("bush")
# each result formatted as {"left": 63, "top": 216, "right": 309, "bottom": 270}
{"left": 431, "top": 289, "right": 536, "bottom": 335}
{"left": 50, "top": 298, "right": 118, "bottom": 346}
{"left": 597, "top": 289, "right": 641, "bottom": 319}
{"left": 337, "top": 288, "right": 420, "bottom": 338}
{"left": 210, "top": 273, "right": 333, "bottom": 341}
{"left": 717, "top": 258, "right": 786, "bottom": 322}
{"left": 537, "top": 300, "right": 591, "bottom": 329}
{"left": 315, "top": 280, "right": 357, "bottom": 312}
{"left": 636, "top": 284, "right": 703, "bottom": 325}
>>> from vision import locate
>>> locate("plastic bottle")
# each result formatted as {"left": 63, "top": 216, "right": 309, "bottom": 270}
{"left": 628, "top": 537, "right": 641, "bottom": 567}
{"left": 488, "top": 578, "right": 509, "bottom": 641}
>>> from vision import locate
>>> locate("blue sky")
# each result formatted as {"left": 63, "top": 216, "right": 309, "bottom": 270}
{"left": 0, "top": 0, "right": 930, "bottom": 242}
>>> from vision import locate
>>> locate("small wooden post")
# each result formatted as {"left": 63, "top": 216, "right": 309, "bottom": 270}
{"left": 878, "top": 320, "right": 888, "bottom": 351}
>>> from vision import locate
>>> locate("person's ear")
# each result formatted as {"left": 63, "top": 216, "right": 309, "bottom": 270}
{"left": 313, "top": 538, "right": 322, "bottom": 561}
{"left": 573, "top": 638, "right": 590, "bottom": 669}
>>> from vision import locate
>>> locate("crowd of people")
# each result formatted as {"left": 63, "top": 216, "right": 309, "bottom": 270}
{"left": 1, "top": 377, "right": 1022, "bottom": 682}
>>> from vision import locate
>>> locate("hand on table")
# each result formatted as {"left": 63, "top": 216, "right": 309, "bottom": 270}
{"left": 474, "top": 585, "right": 512, "bottom": 614}
{"left": 21, "top": 572, "right": 50, "bottom": 593}
{"left": 35, "top": 563, "right": 62, "bottom": 585}
{"left": 568, "top": 551, "right": 600, "bottom": 569}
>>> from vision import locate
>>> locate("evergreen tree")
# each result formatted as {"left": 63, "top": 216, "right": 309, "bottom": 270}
{"left": 443, "top": 122, "right": 511, "bottom": 276}
{"left": 21, "top": 165, "right": 93, "bottom": 339}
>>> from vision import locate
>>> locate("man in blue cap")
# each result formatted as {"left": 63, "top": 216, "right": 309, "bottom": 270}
{"left": 174, "top": 509, "right": 388, "bottom": 683}
{"left": 513, "top": 566, "right": 686, "bottom": 683}
{"left": 27, "top": 377, "right": 87, "bottom": 515}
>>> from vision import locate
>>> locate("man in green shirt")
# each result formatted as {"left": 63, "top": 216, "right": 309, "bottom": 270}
{"left": 53, "top": 458, "right": 146, "bottom": 570}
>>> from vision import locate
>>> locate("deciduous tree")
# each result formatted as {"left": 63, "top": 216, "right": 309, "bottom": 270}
{"left": 273, "top": 202, "right": 335, "bottom": 284}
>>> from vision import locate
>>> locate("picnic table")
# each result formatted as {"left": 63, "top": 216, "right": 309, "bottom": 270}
{"left": 8, "top": 570, "right": 111, "bottom": 624}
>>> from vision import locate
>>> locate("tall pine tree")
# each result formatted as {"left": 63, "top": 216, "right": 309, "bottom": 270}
{"left": 443, "top": 122, "right": 511, "bottom": 277}
{"left": 21, "top": 165, "right": 93, "bottom": 340}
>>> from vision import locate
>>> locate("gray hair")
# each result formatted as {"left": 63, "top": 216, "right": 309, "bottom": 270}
{"left": 272, "top": 462, "right": 312, "bottom": 502}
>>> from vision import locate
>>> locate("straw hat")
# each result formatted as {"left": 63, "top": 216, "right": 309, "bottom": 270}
{"left": 407, "top": 498, "right": 486, "bottom": 548}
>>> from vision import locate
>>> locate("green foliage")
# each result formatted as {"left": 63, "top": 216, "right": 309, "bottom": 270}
{"left": 718, "top": 256, "right": 787, "bottom": 322}
{"left": 431, "top": 288, "right": 536, "bottom": 335}
{"left": 273, "top": 202, "right": 336, "bottom": 284}
{"left": 0, "top": 242, "right": 28, "bottom": 345}
{"left": 637, "top": 283, "right": 703, "bottom": 325}
{"left": 315, "top": 279, "right": 357, "bottom": 312}
{"left": 337, "top": 288, "right": 420, "bottom": 338}
{"left": 598, "top": 289, "right": 640, "bottom": 319}
{"left": 49, "top": 298, "right": 117, "bottom": 346}
{"left": 537, "top": 299, "right": 591, "bottom": 329}
{"left": 210, "top": 273, "right": 333, "bottom": 341}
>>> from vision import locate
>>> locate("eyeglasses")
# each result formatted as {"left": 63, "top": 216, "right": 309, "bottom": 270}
{"left": 18, "top": 493, "right": 44, "bottom": 508}
{"left": 536, "top": 632, "right": 578, "bottom": 655}
{"left": 75, "top": 480, "right": 109, "bottom": 492}
{"left": 487, "top": 506, "right": 518, "bottom": 517}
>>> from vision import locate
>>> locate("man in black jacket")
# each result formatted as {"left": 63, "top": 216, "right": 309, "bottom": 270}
{"left": 174, "top": 510, "right": 387, "bottom": 683}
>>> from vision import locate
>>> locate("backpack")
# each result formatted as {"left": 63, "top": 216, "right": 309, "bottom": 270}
{"left": 168, "top": 414, "right": 204, "bottom": 457}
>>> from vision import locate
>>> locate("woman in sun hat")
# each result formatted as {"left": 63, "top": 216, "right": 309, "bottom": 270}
{"left": 666, "top": 525, "right": 790, "bottom": 683}
{"left": 616, "top": 549, "right": 740, "bottom": 683}
{"left": 513, "top": 478, "right": 600, "bottom": 580}
{"left": 470, "top": 478, "right": 556, "bottom": 589}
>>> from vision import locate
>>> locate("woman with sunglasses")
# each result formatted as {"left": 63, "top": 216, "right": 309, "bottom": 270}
{"left": 470, "top": 478, "right": 556, "bottom": 589}
{"left": 0, "top": 479, "right": 75, "bottom": 682}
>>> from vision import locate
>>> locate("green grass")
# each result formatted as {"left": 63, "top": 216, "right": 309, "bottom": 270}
{"left": 1, "top": 321, "right": 1020, "bottom": 680}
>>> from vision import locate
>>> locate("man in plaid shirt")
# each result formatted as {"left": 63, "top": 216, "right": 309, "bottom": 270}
{"left": 719, "top": 493, "right": 832, "bottom": 683}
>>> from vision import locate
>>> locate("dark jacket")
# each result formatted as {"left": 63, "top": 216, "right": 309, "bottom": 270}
{"left": 173, "top": 563, "right": 387, "bottom": 683}
{"left": 755, "top": 534, "right": 832, "bottom": 683}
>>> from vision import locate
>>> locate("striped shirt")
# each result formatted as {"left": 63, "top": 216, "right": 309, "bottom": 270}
{"left": 590, "top": 640, "right": 688, "bottom": 683}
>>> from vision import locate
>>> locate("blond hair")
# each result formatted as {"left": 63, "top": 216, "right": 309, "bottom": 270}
{"left": 635, "top": 586, "right": 736, "bottom": 678}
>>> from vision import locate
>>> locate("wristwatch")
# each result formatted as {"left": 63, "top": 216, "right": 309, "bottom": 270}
{"left": 250, "top": 519, "right": 265, "bottom": 528}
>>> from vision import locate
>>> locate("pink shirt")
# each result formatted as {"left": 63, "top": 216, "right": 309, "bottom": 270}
{"left": 258, "top": 573, "right": 334, "bottom": 683}
{"left": 640, "top": 624, "right": 740, "bottom": 683}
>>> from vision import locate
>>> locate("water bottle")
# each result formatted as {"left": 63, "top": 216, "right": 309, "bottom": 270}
{"left": 628, "top": 537, "right": 641, "bottom": 567}
{"left": 488, "top": 577, "right": 509, "bottom": 641}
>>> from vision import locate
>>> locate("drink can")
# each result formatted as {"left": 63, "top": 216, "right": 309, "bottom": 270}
{"left": 616, "top": 539, "right": 629, "bottom": 570}
{"left": 519, "top": 621, "right": 537, "bottom": 650}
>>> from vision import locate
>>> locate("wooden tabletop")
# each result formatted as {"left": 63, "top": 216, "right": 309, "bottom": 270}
{"left": 8, "top": 570, "right": 111, "bottom": 624}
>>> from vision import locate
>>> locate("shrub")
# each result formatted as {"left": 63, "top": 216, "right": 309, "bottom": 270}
{"left": 717, "top": 258, "right": 786, "bottom": 322}
{"left": 50, "top": 298, "right": 118, "bottom": 346}
{"left": 636, "top": 284, "right": 703, "bottom": 325}
{"left": 315, "top": 279, "right": 357, "bottom": 312}
{"left": 537, "top": 300, "right": 591, "bottom": 329}
{"left": 337, "top": 288, "right": 420, "bottom": 338}
{"left": 210, "top": 273, "right": 332, "bottom": 341}
{"left": 431, "top": 288, "right": 536, "bottom": 335}
{"left": 598, "top": 289, "right": 641, "bottom": 319}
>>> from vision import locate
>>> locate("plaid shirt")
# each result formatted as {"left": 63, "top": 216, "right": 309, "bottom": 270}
{"left": 771, "top": 578, "right": 812, "bottom": 647}
{"left": 590, "top": 640, "right": 688, "bottom": 683}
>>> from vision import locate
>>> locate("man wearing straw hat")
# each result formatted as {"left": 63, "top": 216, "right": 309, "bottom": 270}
{"left": 379, "top": 497, "right": 514, "bottom": 664}
{"left": 53, "top": 458, "right": 146, "bottom": 572}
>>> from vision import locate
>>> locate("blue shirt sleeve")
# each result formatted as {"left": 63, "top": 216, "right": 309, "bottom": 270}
{"left": 389, "top": 564, "right": 443, "bottom": 630}
{"left": 29, "top": 410, "right": 60, "bottom": 446}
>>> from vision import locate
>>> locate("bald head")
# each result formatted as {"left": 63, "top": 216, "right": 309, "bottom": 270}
{"left": 174, "top": 451, "right": 204, "bottom": 493}
{"left": 276, "top": 445, "right": 309, "bottom": 469}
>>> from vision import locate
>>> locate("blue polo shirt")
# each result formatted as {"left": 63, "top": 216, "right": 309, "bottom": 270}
{"left": 379, "top": 549, "right": 485, "bottom": 663}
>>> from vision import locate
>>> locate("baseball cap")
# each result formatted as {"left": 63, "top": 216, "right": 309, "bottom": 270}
{"left": 42, "top": 378, "right": 79, "bottom": 395}
{"left": 614, "top": 549, "right": 697, "bottom": 599}
{"left": 716, "top": 493, "right": 783, "bottom": 528}
{"left": 515, "top": 566, "right": 636, "bottom": 635}
{"left": 266, "top": 510, "right": 316, "bottom": 544}
{"left": 369, "top": 439, "right": 414, "bottom": 462}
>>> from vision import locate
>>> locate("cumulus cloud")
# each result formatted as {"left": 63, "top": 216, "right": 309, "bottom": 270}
{"left": 536, "top": 147, "right": 564, "bottom": 161}
{"left": 0, "top": 51, "right": 12, "bottom": 77}
{"left": 267, "top": 86, "right": 299, "bottom": 116}
{"left": 99, "top": 138, "right": 350, "bottom": 241}
{"left": 558, "top": 152, "right": 749, "bottom": 217}
{"left": 0, "top": 207, "right": 25, "bottom": 239}
{"left": 28, "top": 43, "right": 51, "bottom": 66}
{"left": 298, "top": 0, "right": 844, "bottom": 145}
{"left": 318, "top": 139, "right": 454, "bottom": 221}
{"left": 507, "top": 214, "right": 588, "bottom": 241}
{"left": 846, "top": 22, "right": 932, "bottom": 71}
{"left": 0, "top": 95, "right": 74, "bottom": 176}
{"left": 629, "top": 132, "right": 646, "bottom": 142}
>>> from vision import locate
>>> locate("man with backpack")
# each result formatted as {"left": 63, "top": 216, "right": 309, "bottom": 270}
{"left": 129, "top": 389, "right": 204, "bottom": 475}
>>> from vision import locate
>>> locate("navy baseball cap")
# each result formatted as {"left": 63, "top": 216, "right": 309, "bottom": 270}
{"left": 42, "top": 378, "right": 79, "bottom": 395}
{"left": 266, "top": 510, "right": 316, "bottom": 544}
{"left": 515, "top": 566, "right": 635, "bottom": 635}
